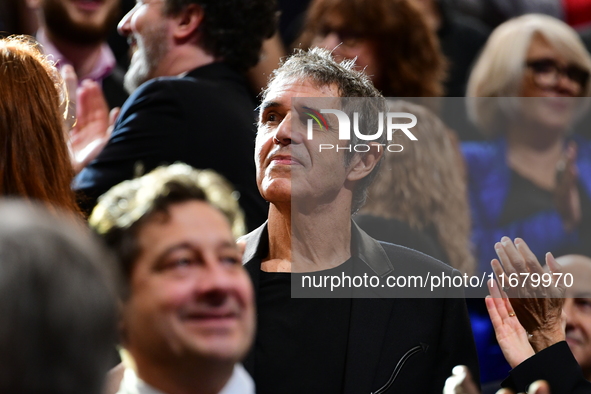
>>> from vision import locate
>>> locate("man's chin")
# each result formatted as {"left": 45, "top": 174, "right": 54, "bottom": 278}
{"left": 52, "top": 22, "right": 111, "bottom": 45}
{"left": 124, "top": 66, "right": 150, "bottom": 94}
{"left": 566, "top": 339, "right": 584, "bottom": 357}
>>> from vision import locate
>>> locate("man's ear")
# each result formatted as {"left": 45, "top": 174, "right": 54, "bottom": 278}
{"left": 346, "top": 142, "right": 383, "bottom": 182}
{"left": 172, "top": 4, "right": 204, "bottom": 41}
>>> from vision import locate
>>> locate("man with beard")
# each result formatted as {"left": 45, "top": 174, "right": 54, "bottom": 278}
{"left": 27, "top": 0, "right": 128, "bottom": 108}
{"left": 73, "top": 0, "right": 274, "bottom": 231}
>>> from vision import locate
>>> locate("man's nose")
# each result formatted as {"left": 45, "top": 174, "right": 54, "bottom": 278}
{"left": 273, "top": 112, "right": 293, "bottom": 145}
{"left": 117, "top": 7, "right": 135, "bottom": 37}
{"left": 194, "top": 262, "right": 236, "bottom": 305}
{"left": 564, "top": 299, "right": 578, "bottom": 331}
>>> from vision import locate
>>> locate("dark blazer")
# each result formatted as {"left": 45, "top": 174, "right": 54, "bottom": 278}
{"left": 502, "top": 341, "right": 591, "bottom": 394}
{"left": 240, "top": 221, "right": 480, "bottom": 393}
{"left": 102, "top": 65, "right": 128, "bottom": 109}
{"left": 73, "top": 62, "right": 268, "bottom": 231}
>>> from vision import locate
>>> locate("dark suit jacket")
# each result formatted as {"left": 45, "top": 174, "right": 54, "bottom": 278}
{"left": 74, "top": 62, "right": 268, "bottom": 230}
{"left": 502, "top": 341, "right": 591, "bottom": 394}
{"left": 240, "top": 221, "right": 480, "bottom": 393}
{"left": 102, "top": 65, "right": 128, "bottom": 109}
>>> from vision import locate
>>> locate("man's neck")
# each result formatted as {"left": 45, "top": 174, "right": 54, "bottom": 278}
{"left": 43, "top": 28, "right": 104, "bottom": 80}
{"left": 265, "top": 199, "right": 352, "bottom": 273}
{"left": 133, "top": 356, "right": 234, "bottom": 394}
{"left": 154, "top": 45, "right": 217, "bottom": 78}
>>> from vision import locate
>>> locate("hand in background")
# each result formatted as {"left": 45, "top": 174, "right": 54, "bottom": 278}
{"left": 491, "top": 237, "right": 566, "bottom": 353}
{"left": 60, "top": 64, "right": 78, "bottom": 133}
{"left": 495, "top": 380, "right": 550, "bottom": 394}
{"left": 443, "top": 365, "right": 480, "bottom": 394}
{"left": 486, "top": 279, "right": 535, "bottom": 368}
{"left": 69, "top": 79, "right": 119, "bottom": 174}
{"left": 554, "top": 141, "right": 581, "bottom": 232}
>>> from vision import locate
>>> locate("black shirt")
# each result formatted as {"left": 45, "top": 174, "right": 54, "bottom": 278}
{"left": 254, "top": 261, "right": 353, "bottom": 394}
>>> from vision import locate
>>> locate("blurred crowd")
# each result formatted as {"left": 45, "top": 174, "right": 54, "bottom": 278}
{"left": 2, "top": 0, "right": 591, "bottom": 393}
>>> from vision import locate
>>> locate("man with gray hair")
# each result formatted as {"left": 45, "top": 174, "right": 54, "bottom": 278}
{"left": 240, "top": 48, "right": 479, "bottom": 393}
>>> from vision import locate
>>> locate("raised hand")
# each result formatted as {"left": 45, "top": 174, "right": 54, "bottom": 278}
{"left": 554, "top": 141, "right": 581, "bottom": 232}
{"left": 491, "top": 237, "right": 566, "bottom": 352}
{"left": 69, "top": 79, "right": 119, "bottom": 174}
{"left": 486, "top": 279, "right": 534, "bottom": 368}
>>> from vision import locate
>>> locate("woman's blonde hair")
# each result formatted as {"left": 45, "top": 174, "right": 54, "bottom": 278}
{"left": 467, "top": 14, "right": 591, "bottom": 133}
{"left": 360, "top": 101, "right": 475, "bottom": 274}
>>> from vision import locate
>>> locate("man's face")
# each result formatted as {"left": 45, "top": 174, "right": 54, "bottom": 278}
{"left": 559, "top": 256, "right": 591, "bottom": 378}
{"left": 256, "top": 77, "right": 354, "bottom": 208}
{"left": 122, "top": 201, "right": 255, "bottom": 367}
{"left": 118, "top": 0, "right": 171, "bottom": 92}
{"left": 40, "top": 0, "right": 120, "bottom": 45}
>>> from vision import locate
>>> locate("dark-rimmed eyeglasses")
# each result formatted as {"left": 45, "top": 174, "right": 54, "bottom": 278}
{"left": 525, "top": 58, "right": 590, "bottom": 92}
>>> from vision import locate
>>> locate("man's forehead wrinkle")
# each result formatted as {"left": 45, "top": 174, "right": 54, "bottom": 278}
{"left": 260, "top": 101, "right": 282, "bottom": 112}
{"left": 270, "top": 74, "right": 342, "bottom": 96}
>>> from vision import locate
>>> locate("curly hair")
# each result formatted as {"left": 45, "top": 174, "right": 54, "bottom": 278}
{"left": 164, "top": 0, "right": 277, "bottom": 71}
{"left": 90, "top": 163, "right": 246, "bottom": 297}
{"left": 0, "top": 36, "right": 79, "bottom": 215}
{"left": 298, "top": 0, "right": 446, "bottom": 97}
{"left": 360, "top": 101, "right": 475, "bottom": 274}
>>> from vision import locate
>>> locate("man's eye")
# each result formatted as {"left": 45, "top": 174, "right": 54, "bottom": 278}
{"left": 162, "top": 257, "right": 196, "bottom": 270}
{"left": 575, "top": 298, "right": 591, "bottom": 308}
{"left": 264, "top": 113, "right": 279, "bottom": 123}
{"left": 221, "top": 255, "right": 240, "bottom": 265}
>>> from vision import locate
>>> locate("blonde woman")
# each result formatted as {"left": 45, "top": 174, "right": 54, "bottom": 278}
{"left": 463, "top": 14, "right": 591, "bottom": 273}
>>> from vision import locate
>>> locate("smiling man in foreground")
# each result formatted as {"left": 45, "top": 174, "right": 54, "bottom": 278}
{"left": 90, "top": 164, "right": 255, "bottom": 394}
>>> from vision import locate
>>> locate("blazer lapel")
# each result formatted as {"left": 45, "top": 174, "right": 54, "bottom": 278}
{"left": 343, "top": 297, "right": 395, "bottom": 394}
{"left": 239, "top": 223, "right": 268, "bottom": 376}
{"left": 343, "top": 224, "right": 397, "bottom": 394}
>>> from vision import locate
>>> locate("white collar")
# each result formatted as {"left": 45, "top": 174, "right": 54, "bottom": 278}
{"left": 116, "top": 364, "right": 254, "bottom": 394}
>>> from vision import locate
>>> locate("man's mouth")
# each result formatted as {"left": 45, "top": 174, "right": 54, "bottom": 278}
{"left": 269, "top": 154, "right": 301, "bottom": 166}
{"left": 566, "top": 333, "right": 584, "bottom": 347}
{"left": 127, "top": 37, "right": 139, "bottom": 55}
{"left": 180, "top": 310, "right": 240, "bottom": 329}
{"left": 73, "top": 0, "right": 104, "bottom": 12}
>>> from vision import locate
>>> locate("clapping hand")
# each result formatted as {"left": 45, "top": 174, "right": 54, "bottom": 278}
{"left": 490, "top": 238, "right": 566, "bottom": 352}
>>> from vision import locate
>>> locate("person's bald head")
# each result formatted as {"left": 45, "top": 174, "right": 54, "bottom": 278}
{"left": 557, "top": 255, "right": 591, "bottom": 296}
{"left": 557, "top": 254, "right": 591, "bottom": 380}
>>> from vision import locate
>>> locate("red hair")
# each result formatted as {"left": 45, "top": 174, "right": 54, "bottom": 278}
{"left": 299, "top": 0, "right": 446, "bottom": 97}
{"left": 0, "top": 36, "right": 80, "bottom": 214}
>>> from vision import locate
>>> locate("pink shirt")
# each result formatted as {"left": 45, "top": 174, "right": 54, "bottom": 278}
{"left": 36, "top": 28, "right": 116, "bottom": 85}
